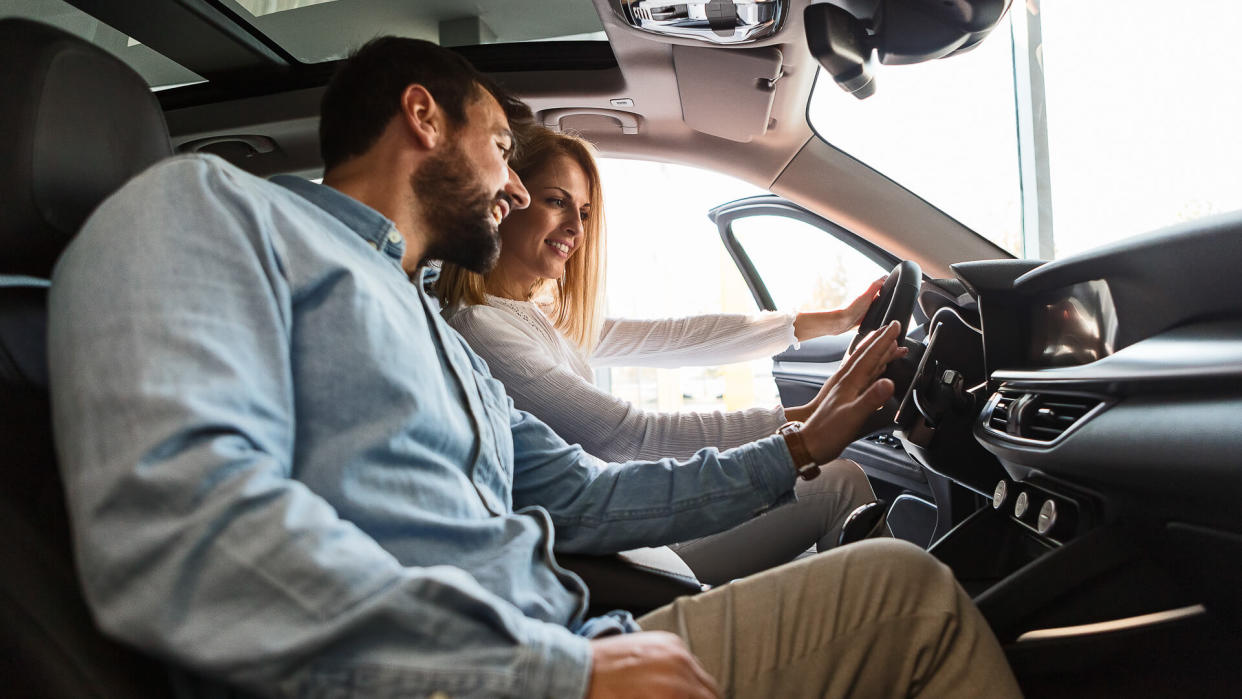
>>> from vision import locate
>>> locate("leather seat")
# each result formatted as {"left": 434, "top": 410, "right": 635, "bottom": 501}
{"left": 0, "top": 18, "right": 174, "bottom": 697}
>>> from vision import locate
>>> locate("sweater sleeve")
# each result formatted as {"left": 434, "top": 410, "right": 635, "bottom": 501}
{"left": 449, "top": 306, "right": 787, "bottom": 462}
{"left": 590, "top": 312, "right": 797, "bottom": 368}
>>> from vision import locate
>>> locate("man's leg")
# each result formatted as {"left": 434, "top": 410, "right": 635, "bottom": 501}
{"left": 637, "top": 538, "right": 1021, "bottom": 698}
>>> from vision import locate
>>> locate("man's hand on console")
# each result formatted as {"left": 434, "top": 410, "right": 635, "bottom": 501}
{"left": 587, "top": 631, "right": 720, "bottom": 699}
{"left": 800, "top": 321, "right": 905, "bottom": 464}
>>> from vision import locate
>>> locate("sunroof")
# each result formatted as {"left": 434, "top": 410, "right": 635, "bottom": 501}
{"left": 2, "top": 0, "right": 205, "bottom": 90}
{"left": 221, "top": 0, "right": 607, "bottom": 64}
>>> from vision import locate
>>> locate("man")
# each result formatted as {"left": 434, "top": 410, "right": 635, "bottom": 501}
{"left": 49, "top": 37, "right": 1020, "bottom": 697}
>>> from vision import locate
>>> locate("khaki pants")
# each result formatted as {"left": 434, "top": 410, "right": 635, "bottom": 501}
{"left": 638, "top": 538, "right": 1022, "bottom": 698}
{"left": 670, "top": 459, "right": 878, "bottom": 586}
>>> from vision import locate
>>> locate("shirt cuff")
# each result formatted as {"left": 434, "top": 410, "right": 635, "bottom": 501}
{"left": 735, "top": 434, "right": 799, "bottom": 508}
{"left": 516, "top": 622, "right": 593, "bottom": 698}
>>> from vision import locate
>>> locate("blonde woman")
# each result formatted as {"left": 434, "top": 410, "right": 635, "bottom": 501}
{"left": 436, "top": 126, "right": 889, "bottom": 585}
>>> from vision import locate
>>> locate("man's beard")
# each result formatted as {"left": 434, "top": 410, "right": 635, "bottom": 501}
{"left": 412, "top": 142, "right": 509, "bottom": 274}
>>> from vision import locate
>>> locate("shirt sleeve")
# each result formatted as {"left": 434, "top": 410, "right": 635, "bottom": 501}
{"left": 590, "top": 312, "right": 797, "bottom": 368}
{"left": 482, "top": 379, "right": 799, "bottom": 555}
{"left": 48, "top": 157, "right": 590, "bottom": 699}
{"left": 451, "top": 306, "right": 787, "bottom": 462}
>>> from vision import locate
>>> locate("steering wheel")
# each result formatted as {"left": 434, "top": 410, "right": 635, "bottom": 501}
{"left": 848, "top": 260, "right": 922, "bottom": 354}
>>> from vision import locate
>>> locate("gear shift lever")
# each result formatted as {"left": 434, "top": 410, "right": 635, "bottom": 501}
{"left": 838, "top": 499, "right": 888, "bottom": 547}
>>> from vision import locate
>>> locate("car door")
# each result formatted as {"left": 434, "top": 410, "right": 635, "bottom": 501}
{"left": 708, "top": 195, "right": 935, "bottom": 509}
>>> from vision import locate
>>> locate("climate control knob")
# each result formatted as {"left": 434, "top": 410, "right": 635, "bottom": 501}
{"left": 1014, "top": 491, "right": 1030, "bottom": 520}
{"left": 1037, "top": 499, "right": 1058, "bottom": 535}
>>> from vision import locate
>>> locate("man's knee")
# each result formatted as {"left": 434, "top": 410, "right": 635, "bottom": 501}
{"left": 821, "top": 538, "right": 960, "bottom": 605}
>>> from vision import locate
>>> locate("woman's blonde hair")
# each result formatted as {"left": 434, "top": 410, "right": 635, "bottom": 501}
{"left": 435, "top": 125, "right": 607, "bottom": 351}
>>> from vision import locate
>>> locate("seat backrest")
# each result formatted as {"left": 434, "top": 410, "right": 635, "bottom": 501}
{"left": 0, "top": 17, "right": 175, "bottom": 697}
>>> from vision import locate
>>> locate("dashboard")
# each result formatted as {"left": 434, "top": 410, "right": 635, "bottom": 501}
{"left": 895, "top": 215, "right": 1242, "bottom": 536}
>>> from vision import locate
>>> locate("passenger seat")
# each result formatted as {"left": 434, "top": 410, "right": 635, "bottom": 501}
{"left": 0, "top": 18, "right": 175, "bottom": 697}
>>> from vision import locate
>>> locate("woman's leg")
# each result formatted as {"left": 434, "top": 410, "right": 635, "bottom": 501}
{"left": 669, "top": 459, "right": 878, "bottom": 586}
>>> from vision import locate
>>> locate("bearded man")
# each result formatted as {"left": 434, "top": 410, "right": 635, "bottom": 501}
{"left": 48, "top": 37, "right": 1020, "bottom": 698}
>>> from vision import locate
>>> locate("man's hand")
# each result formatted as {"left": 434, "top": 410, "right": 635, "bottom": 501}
{"left": 587, "top": 632, "right": 720, "bottom": 699}
{"left": 799, "top": 321, "right": 905, "bottom": 464}
{"left": 791, "top": 276, "right": 886, "bottom": 341}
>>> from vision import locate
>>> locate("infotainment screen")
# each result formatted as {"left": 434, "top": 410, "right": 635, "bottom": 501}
{"left": 1028, "top": 279, "right": 1118, "bottom": 367}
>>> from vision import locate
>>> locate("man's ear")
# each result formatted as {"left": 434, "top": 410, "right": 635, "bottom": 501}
{"left": 400, "top": 84, "right": 443, "bottom": 150}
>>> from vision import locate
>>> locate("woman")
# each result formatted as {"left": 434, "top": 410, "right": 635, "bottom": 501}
{"left": 436, "top": 125, "right": 888, "bottom": 585}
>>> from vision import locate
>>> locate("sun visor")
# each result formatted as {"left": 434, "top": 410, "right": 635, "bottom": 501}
{"left": 673, "top": 44, "right": 782, "bottom": 143}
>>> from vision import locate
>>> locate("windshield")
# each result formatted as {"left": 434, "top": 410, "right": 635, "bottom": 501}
{"left": 807, "top": 0, "right": 1242, "bottom": 260}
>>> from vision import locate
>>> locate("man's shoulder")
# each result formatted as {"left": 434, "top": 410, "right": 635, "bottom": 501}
{"left": 127, "top": 153, "right": 276, "bottom": 198}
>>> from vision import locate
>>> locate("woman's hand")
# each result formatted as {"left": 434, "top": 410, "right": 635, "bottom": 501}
{"left": 791, "top": 277, "right": 887, "bottom": 342}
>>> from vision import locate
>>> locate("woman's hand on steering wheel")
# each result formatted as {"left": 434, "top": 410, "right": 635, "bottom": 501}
{"left": 791, "top": 277, "right": 887, "bottom": 342}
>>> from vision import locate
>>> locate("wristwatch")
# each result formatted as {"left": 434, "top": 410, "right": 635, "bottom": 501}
{"left": 778, "top": 421, "right": 822, "bottom": 481}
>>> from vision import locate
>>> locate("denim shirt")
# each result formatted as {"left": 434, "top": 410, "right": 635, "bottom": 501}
{"left": 48, "top": 154, "right": 797, "bottom": 698}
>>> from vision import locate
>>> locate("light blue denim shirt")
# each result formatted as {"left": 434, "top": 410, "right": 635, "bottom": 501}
{"left": 48, "top": 154, "right": 797, "bottom": 698}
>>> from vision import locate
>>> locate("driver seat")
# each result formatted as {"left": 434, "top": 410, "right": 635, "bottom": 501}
{"left": 0, "top": 18, "right": 175, "bottom": 697}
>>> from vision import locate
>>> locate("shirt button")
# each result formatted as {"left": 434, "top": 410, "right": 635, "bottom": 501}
{"left": 387, "top": 229, "right": 402, "bottom": 244}
{"left": 367, "top": 240, "right": 379, "bottom": 250}
{"left": 429, "top": 693, "right": 451, "bottom": 699}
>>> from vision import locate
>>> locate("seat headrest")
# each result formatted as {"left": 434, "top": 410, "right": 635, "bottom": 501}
{"left": 0, "top": 18, "right": 173, "bottom": 278}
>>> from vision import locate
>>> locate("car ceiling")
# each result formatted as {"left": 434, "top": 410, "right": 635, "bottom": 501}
{"left": 12, "top": 0, "right": 1013, "bottom": 276}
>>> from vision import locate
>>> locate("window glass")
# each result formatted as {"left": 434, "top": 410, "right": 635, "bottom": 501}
{"left": 1039, "top": 1, "right": 1242, "bottom": 258}
{"left": 222, "top": 0, "right": 607, "bottom": 63}
{"left": 807, "top": 18, "right": 1022, "bottom": 256}
{"left": 2, "top": 0, "right": 205, "bottom": 89}
{"left": 597, "top": 159, "right": 778, "bottom": 413}
{"left": 730, "top": 216, "right": 886, "bottom": 312}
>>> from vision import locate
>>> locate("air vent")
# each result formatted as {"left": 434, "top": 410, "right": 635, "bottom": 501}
{"left": 984, "top": 388, "right": 1102, "bottom": 443}
{"left": 987, "top": 388, "right": 1019, "bottom": 432}
{"left": 1020, "top": 394, "right": 1100, "bottom": 442}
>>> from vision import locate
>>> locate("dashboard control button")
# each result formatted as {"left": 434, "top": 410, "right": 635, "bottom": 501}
{"left": 992, "top": 480, "right": 1008, "bottom": 510}
{"left": 1038, "top": 499, "right": 1058, "bottom": 535}
{"left": 1014, "top": 491, "right": 1030, "bottom": 519}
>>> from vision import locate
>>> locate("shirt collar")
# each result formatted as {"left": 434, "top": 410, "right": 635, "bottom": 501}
{"left": 270, "top": 175, "right": 406, "bottom": 268}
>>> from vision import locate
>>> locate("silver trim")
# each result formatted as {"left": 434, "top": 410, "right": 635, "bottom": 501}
{"left": 978, "top": 387, "right": 1110, "bottom": 448}
{"left": 1016, "top": 604, "right": 1206, "bottom": 642}
{"left": 612, "top": 0, "right": 786, "bottom": 45}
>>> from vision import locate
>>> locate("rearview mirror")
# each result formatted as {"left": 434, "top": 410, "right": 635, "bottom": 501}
{"left": 806, "top": 0, "right": 1012, "bottom": 99}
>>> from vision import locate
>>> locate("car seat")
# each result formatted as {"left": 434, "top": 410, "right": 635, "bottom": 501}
{"left": 0, "top": 17, "right": 175, "bottom": 697}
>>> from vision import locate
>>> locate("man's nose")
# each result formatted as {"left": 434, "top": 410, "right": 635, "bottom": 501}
{"left": 505, "top": 165, "right": 530, "bottom": 210}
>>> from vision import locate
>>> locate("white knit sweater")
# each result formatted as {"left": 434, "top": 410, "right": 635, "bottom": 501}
{"left": 445, "top": 295, "right": 798, "bottom": 463}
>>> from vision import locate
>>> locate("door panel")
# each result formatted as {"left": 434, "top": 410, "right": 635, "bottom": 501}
{"left": 710, "top": 196, "right": 934, "bottom": 504}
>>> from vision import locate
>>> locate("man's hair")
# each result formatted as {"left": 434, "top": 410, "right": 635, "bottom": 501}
{"left": 319, "top": 36, "right": 531, "bottom": 171}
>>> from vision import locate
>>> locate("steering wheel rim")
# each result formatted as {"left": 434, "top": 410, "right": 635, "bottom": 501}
{"left": 848, "top": 260, "right": 922, "bottom": 354}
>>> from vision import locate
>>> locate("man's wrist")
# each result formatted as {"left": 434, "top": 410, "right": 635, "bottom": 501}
{"left": 778, "top": 422, "right": 821, "bottom": 480}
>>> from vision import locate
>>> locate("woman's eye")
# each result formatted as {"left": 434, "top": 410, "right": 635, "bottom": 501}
{"left": 579, "top": 211, "right": 589, "bottom": 222}
{"left": 548, "top": 198, "right": 565, "bottom": 207}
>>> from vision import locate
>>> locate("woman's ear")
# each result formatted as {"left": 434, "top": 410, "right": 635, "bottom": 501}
{"left": 400, "top": 84, "right": 442, "bottom": 150}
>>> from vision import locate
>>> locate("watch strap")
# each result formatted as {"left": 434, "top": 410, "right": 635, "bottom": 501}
{"left": 778, "top": 421, "right": 821, "bottom": 481}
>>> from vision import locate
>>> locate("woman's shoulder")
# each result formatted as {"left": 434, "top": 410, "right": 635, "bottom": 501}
{"left": 445, "top": 298, "right": 543, "bottom": 338}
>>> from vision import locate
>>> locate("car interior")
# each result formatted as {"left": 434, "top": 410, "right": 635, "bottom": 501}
{"left": 3, "top": 0, "right": 1241, "bottom": 696}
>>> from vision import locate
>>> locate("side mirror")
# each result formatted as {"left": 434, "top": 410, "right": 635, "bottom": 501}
{"left": 806, "top": 0, "right": 1013, "bottom": 99}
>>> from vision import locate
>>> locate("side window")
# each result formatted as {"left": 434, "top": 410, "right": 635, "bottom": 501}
{"left": 596, "top": 158, "right": 777, "bottom": 413}
{"left": 728, "top": 214, "right": 888, "bottom": 311}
